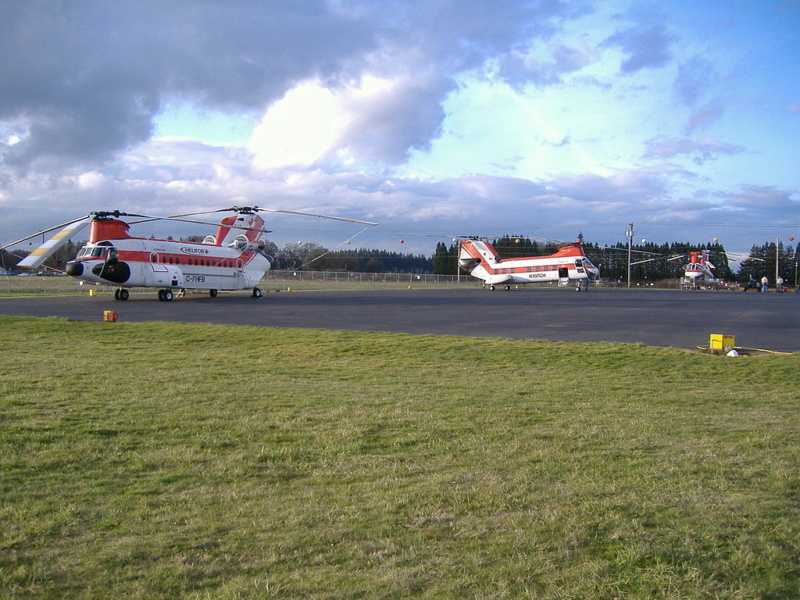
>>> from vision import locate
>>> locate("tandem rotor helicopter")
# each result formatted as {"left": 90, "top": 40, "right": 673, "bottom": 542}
{"left": 458, "top": 237, "right": 600, "bottom": 291}
{"left": 1, "top": 206, "right": 377, "bottom": 301}
{"left": 629, "top": 251, "right": 716, "bottom": 289}
{"left": 631, "top": 248, "right": 761, "bottom": 290}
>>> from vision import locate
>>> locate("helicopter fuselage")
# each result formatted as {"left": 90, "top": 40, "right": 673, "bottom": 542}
{"left": 62, "top": 216, "right": 272, "bottom": 299}
{"left": 5, "top": 207, "right": 376, "bottom": 301}
{"left": 66, "top": 237, "right": 271, "bottom": 292}
{"left": 459, "top": 239, "right": 600, "bottom": 291}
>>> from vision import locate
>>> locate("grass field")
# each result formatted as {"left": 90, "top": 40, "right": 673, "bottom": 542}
{"left": 1, "top": 315, "right": 798, "bottom": 599}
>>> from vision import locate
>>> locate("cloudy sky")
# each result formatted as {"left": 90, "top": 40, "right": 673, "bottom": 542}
{"left": 1, "top": 0, "right": 798, "bottom": 256}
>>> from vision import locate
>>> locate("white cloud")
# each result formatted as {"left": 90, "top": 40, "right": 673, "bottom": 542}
{"left": 249, "top": 81, "right": 345, "bottom": 169}
{"left": 248, "top": 75, "right": 416, "bottom": 169}
{"left": 76, "top": 171, "right": 108, "bottom": 190}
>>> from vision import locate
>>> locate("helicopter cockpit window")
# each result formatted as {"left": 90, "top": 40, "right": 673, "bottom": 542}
{"left": 77, "top": 246, "right": 105, "bottom": 258}
{"left": 78, "top": 241, "right": 116, "bottom": 259}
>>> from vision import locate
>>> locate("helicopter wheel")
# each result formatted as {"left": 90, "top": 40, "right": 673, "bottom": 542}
{"left": 252, "top": 287, "right": 263, "bottom": 298}
{"left": 209, "top": 289, "right": 218, "bottom": 298}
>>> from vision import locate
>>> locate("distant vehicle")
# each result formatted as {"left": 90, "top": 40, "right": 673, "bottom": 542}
{"left": 741, "top": 277, "right": 759, "bottom": 291}
{"left": 459, "top": 238, "right": 600, "bottom": 291}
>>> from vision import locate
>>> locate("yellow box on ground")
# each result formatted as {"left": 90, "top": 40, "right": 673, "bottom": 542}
{"left": 709, "top": 334, "right": 735, "bottom": 352}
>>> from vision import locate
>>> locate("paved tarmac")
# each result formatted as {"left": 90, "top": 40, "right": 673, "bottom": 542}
{"left": 0, "top": 288, "right": 797, "bottom": 352}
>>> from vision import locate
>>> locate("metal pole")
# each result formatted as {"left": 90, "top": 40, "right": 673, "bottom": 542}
{"left": 455, "top": 238, "right": 460, "bottom": 285}
{"left": 627, "top": 222, "right": 634, "bottom": 289}
{"left": 775, "top": 235, "right": 780, "bottom": 292}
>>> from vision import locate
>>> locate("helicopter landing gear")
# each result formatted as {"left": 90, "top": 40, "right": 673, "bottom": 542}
{"left": 158, "top": 289, "right": 174, "bottom": 302}
{"left": 251, "top": 287, "right": 263, "bottom": 298}
{"left": 114, "top": 288, "right": 129, "bottom": 301}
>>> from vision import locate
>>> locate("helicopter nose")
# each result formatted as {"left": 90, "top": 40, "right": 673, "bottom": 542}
{"left": 65, "top": 261, "right": 84, "bottom": 277}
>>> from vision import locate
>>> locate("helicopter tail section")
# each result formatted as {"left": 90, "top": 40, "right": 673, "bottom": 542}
{"left": 214, "top": 212, "right": 267, "bottom": 247}
{"left": 458, "top": 239, "right": 502, "bottom": 283}
{"left": 459, "top": 239, "right": 500, "bottom": 269}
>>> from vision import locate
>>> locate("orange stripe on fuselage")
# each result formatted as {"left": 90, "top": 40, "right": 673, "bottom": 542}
{"left": 77, "top": 244, "right": 261, "bottom": 269}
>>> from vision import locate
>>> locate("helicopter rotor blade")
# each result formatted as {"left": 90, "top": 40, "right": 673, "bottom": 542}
{"left": 124, "top": 213, "right": 272, "bottom": 235}
{"left": 129, "top": 215, "right": 263, "bottom": 230}
{"left": 630, "top": 257, "right": 662, "bottom": 265}
{"left": 256, "top": 208, "right": 378, "bottom": 227}
{"left": 165, "top": 206, "right": 378, "bottom": 227}
{"left": 725, "top": 251, "right": 765, "bottom": 262}
{"left": 15, "top": 217, "right": 93, "bottom": 269}
{"left": 630, "top": 253, "right": 686, "bottom": 266}
{"left": 0, "top": 214, "right": 94, "bottom": 252}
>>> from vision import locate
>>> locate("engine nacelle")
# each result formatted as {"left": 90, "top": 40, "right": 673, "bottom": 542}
{"left": 229, "top": 235, "right": 266, "bottom": 253}
{"left": 459, "top": 257, "right": 480, "bottom": 270}
{"left": 91, "top": 260, "right": 131, "bottom": 284}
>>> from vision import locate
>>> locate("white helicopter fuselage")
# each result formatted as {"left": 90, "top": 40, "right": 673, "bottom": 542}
{"left": 63, "top": 213, "right": 272, "bottom": 299}
{"left": 459, "top": 239, "right": 600, "bottom": 290}
{"left": 68, "top": 236, "right": 271, "bottom": 291}
{"left": 684, "top": 264, "right": 715, "bottom": 282}
{"left": 682, "top": 252, "right": 718, "bottom": 288}
{"left": 4, "top": 206, "right": 378, "bottom": 302}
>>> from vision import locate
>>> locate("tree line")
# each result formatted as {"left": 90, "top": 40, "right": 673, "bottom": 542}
{"left": 269, "top": 242, "right": 432, "bottom": 273}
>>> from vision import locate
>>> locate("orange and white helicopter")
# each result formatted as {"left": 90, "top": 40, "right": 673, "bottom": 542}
{"left": 2, "top": 206, "right": 377, "bottom": 301}
{"left": 680, "top": 251, "right": 719, "bottom": 289}
{"left": 631, "top": 247, "right": 767, "bottom": 290}
{"left": 632, "top": 250, "right": 723, "bottom": 289}
{"left": 458, "top": 237, "right": 600, "bottom": 291}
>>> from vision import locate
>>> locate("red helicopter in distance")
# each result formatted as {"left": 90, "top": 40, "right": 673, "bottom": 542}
{"left": 631, "top": 247, "right": 763, "bottom": 290}
{"left": 2, "top": 206, "right": 377, "bottom": 301}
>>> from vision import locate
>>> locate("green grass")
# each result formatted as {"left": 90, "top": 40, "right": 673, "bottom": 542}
{"left": 1, "top": 316, "right": 798, "bottom": 599}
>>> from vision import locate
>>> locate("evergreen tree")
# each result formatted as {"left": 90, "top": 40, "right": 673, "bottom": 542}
{"left": 433, "top": 242, "right": 450, "bottom": 274}
{"left": 738, "top": 240, "right": 797, "bottom": 286}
